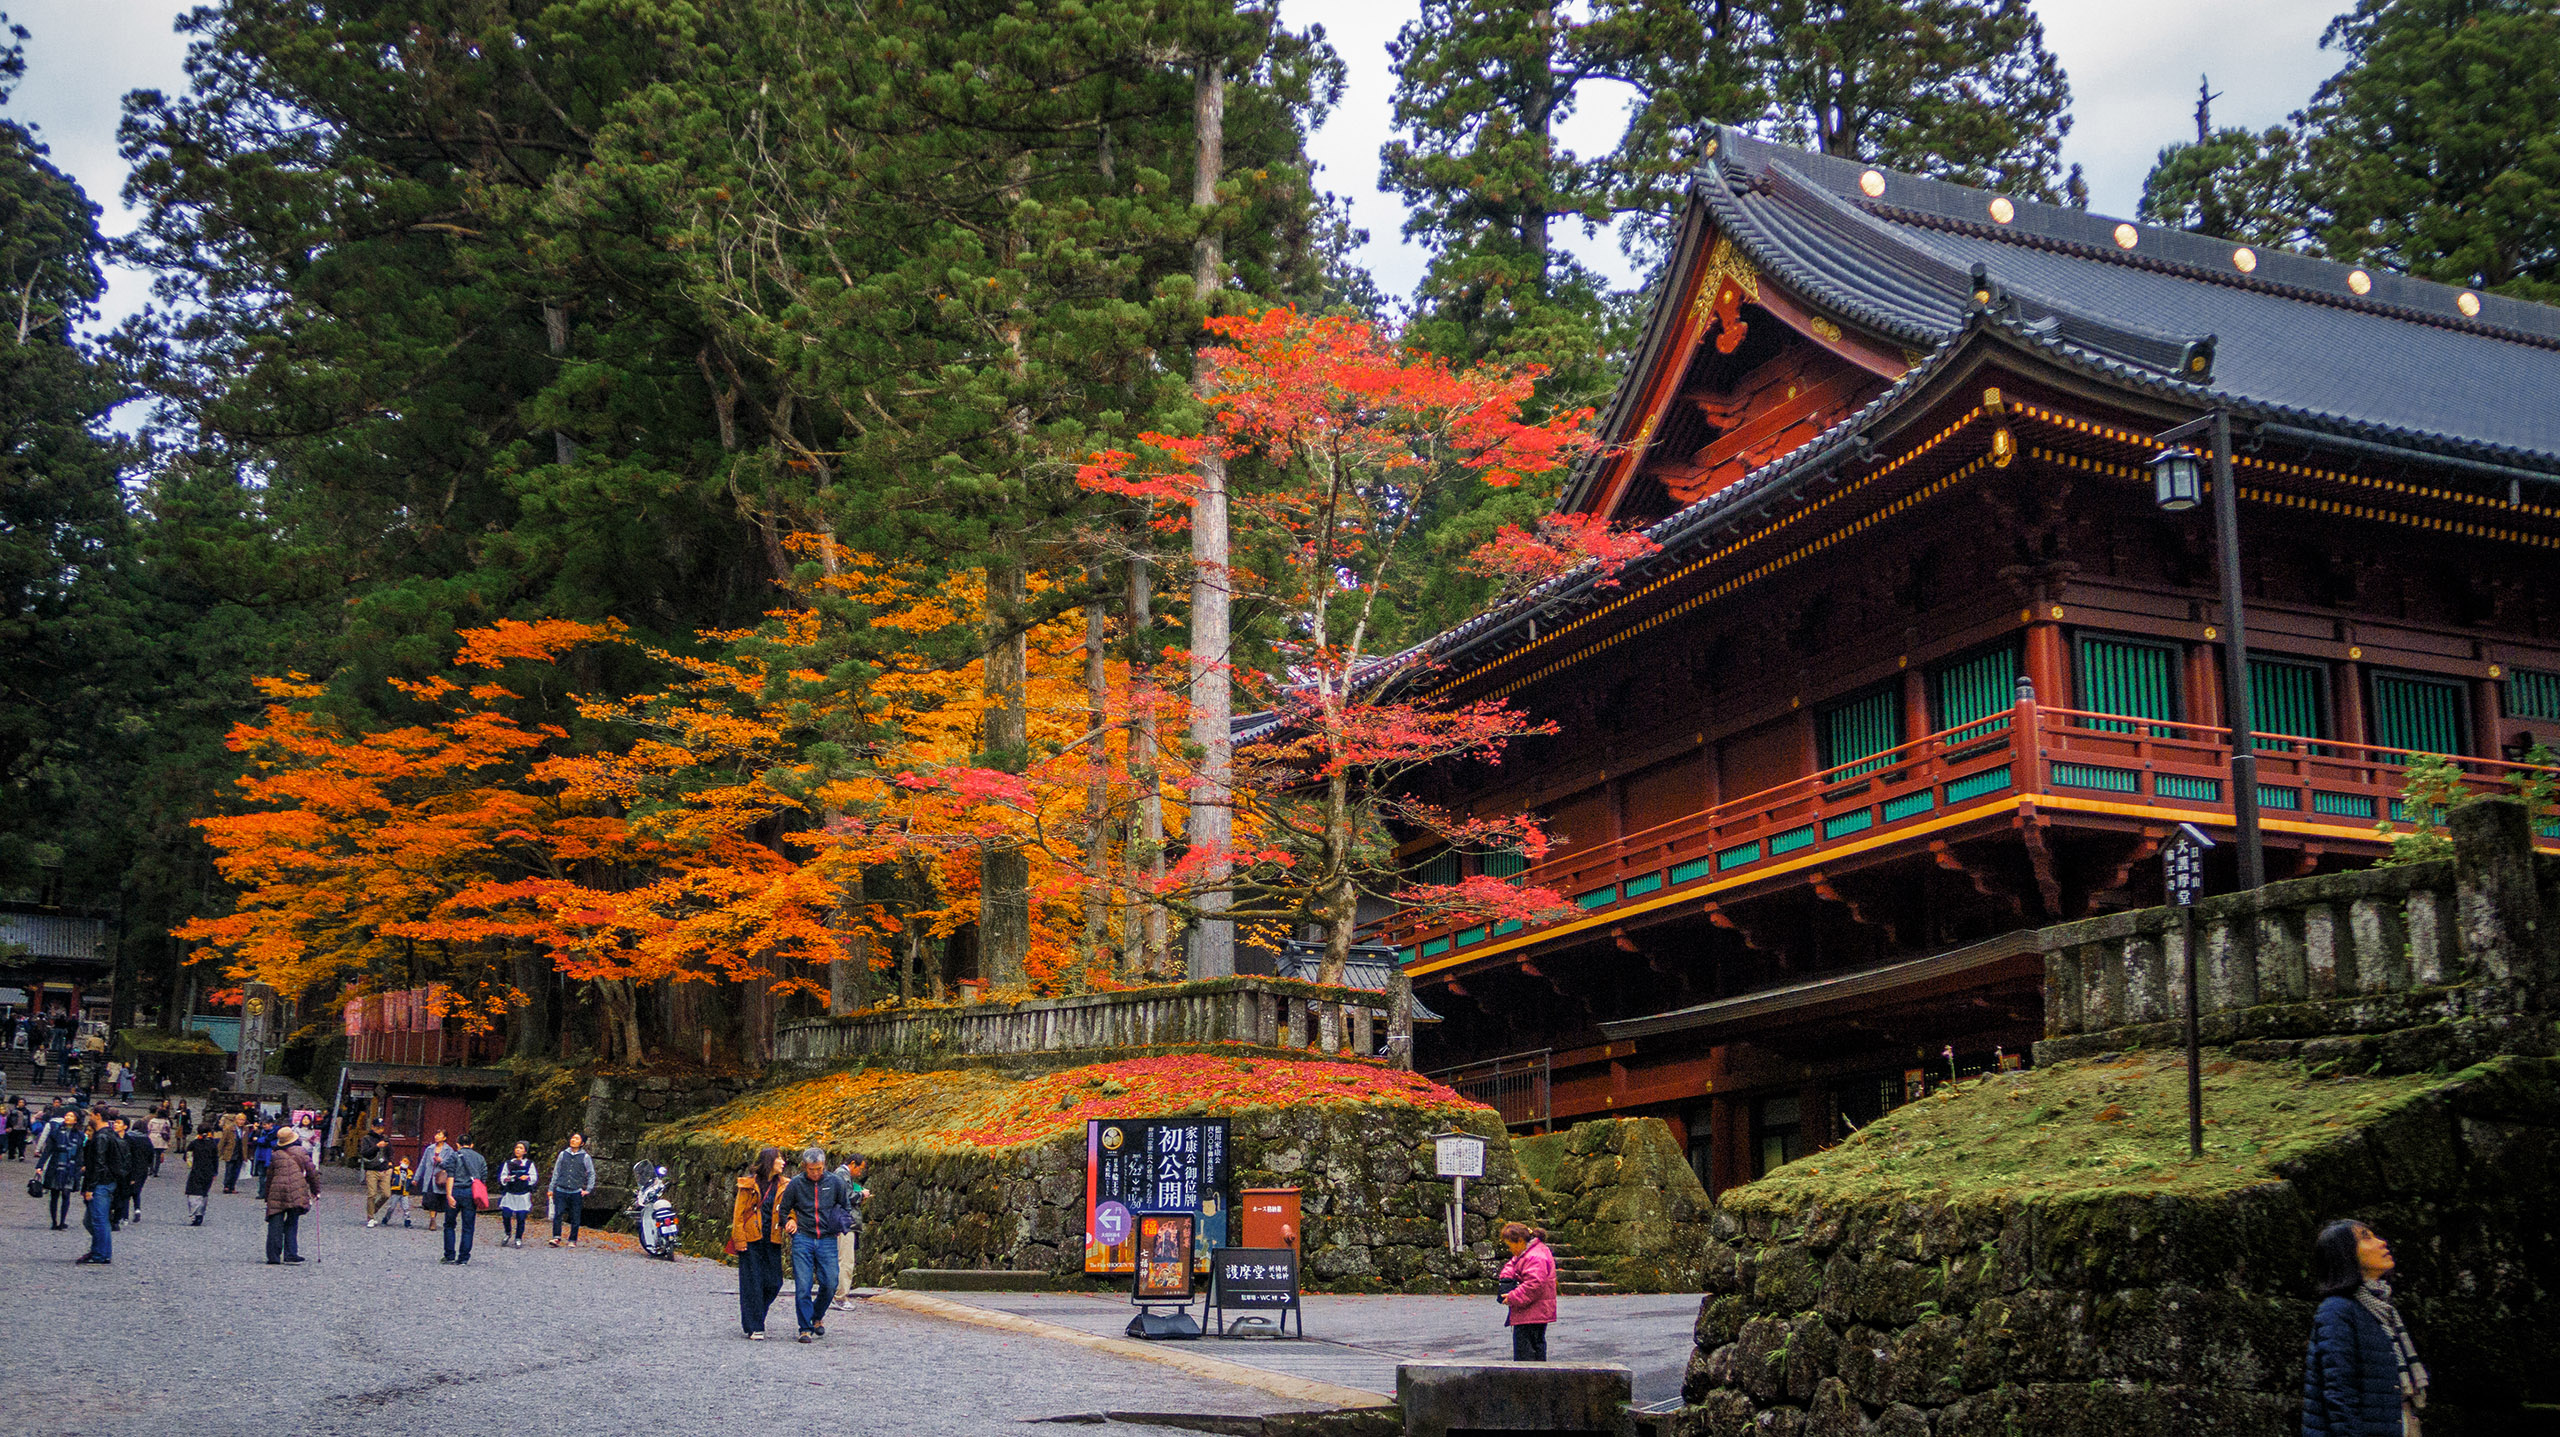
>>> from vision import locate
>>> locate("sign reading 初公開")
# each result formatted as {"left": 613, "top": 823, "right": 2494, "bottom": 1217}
{"left": 1084, "top": 1117, "right": 1230, "bottom": 1275}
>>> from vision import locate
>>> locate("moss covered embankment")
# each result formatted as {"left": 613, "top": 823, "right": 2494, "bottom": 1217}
{"left": 641, "top": 1051, "right": 1539, "bottom": 1291}
{"left": 1672, "top": 1051, "right": 2560, "bottom": 1437}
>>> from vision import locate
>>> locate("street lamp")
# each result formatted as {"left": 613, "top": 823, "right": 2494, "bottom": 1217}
{"left": 2150, "top": 411, "right": 2265, "bottom": 891}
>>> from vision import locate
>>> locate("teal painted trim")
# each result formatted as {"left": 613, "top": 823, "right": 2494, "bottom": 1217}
{"left": 2312, "top": 791, "right": 2375, "bottom": 818}
{"left": 1621, "top": 872, "right": 1664, "bottom": 898}
{"left": 1823, "top": 809, "right": 1874, "bottom": 839}
{"left": 2052, "top": 762, "right": 2140, "bottom": 794}
{"left": 1419, "top": 936, "right": 1451, "bottom": 958}
{"left": 1669, "top": 857, "right": 1714, "bottom": 884}
{"left": 1880, "top": 790, "right": 1935, "bottom": 823}
{"left": 1399, "top": 947, "right": 1417, "bottom": 965}
{"left": 1575, "top": 885, "right": 1619, "bottom": 910}
{"left": 1493, "top": 919, "right": 1523, "bottom": 936}
{"left": 2540, "top": 820, "right": 2560, "bottom": 839}
{"left": 1454, "top": 926, "right": 1487, "bottom": 947}
{"left": 2257, "top": 785, "right": 2301, "bottom": 811}
{"left": 1770, "top": 824, "right": 1817, "bottom": 856}
{"left": 2156, "top": 774, "right": 2220, "bottom": 802}
{"left": 1717, "top": 841, "right": 1762, "bottom": 870}
{"left": 1945, "top": 766, "right": 2013, "bottom": 802}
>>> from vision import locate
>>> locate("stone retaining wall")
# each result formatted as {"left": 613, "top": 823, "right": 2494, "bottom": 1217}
{"left": 647, "top": 1101, "right": 1539, "bottom": 1292}
{"left": 1514, "top": 1117, "right": 1712, "bottom": 1292}
{"left": 1674, "top": 1057, "right": 2560, "bottom": 1437}
{"left": 2036, "top": 800, "right": 2557, "bottom": 1069}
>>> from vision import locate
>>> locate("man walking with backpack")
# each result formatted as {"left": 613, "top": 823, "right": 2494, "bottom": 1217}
{"left": 779, "top": 1148, "right": 854, "bottom": 1343}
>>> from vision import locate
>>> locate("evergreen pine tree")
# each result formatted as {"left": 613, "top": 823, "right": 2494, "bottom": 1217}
{"left": 2300, "top": 0, "right": 2560, "bottom": 299}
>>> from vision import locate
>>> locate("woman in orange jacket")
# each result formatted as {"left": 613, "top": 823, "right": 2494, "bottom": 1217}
{"left": 728, "top": 1147, "right": 790, "bottom": 1339}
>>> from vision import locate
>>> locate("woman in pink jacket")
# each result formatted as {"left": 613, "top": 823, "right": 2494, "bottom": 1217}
{"left": 1496, "top": 1221, "right": 1558, "bottom": 1361}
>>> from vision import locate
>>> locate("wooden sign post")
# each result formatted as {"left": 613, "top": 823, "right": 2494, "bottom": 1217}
{"left": 2164, "top": 822, "right": 2215, "bottom": 1158}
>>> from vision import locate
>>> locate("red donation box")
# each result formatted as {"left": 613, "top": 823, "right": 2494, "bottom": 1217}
{"left": 1241, "top": 1187, "right": 1300, "bottom": 1256}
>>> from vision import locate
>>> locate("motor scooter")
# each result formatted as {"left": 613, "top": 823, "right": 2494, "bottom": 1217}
{"left": 629, "top": 1160, "right": 680, "bottom": 1259}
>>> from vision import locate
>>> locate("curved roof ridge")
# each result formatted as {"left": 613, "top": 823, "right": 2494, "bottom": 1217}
{"left": 1710, "top": 125, "right": 2560, "bottom": 351}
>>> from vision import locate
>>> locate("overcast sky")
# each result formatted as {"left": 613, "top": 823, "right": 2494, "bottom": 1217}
{"left": 9, "top": 0, "right": 2349, "bottom": 331}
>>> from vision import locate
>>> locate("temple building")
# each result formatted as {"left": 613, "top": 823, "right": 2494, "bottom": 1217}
{"left": 1379, "top": 128, "right": 2560, "bottom": 1194}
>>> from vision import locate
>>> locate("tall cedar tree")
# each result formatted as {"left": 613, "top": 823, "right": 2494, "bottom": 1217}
{"left": 1754, "top": 0, "right": 2075, "bottom": 206}
{"left": 567, "top": 0, "right": 1340, "bottom": 987}
{"left": 2139, "top": 125, "right": 2316, "bottom": 251}
{"left": 0, "top": 14, "right": 131, "bottom": 892}
{"left": 2301, "top": 0, "right": 2560, "bottom": 300}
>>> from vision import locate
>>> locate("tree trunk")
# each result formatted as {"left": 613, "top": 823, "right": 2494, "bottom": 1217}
{"left": 598, "top": 978, "right": 643, "bottom": 1065}
{"left": 1316, "top": 763, "right": 1354, "bottom": 1052}
{"left": 1125, "top": 555, "right": 1168, "bottom": 976}
{"left": 829, "top": 867, "right": 871, "bottom": 1015}
{"left": 899, "top": 924, "right": 919, "bottom": 1004}
{"left": 545, "top": 302, "right": 578, "bottom": 466}
{"left": 511, "top": 945, "right": 550, "bottom": 1059}
{"left": 980, "top": 555, "right": 1033, "bottom": 988}
{"left": 1078, "top": 573, "right": 1113, "bottom": 991}
{"left": 1188, "top": 54, "right": 1236, "bottom": 980}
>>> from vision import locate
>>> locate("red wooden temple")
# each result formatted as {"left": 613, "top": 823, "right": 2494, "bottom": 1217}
{"left": 1370, "top": 128, "right": 2560, "bottom": 1194}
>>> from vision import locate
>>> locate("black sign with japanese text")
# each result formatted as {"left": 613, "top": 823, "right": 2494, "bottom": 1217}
{"left": 1210, "top": 1247, "right": 1300, "bottom": 1309}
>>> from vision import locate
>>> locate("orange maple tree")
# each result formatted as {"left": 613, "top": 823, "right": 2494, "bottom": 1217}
{"left": 1082, "top": 309, "right": 1649, "bottom": 995}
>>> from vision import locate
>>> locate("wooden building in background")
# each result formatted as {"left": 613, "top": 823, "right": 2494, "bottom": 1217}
{"left": 1375, "top": 128, "right": 2560, "bottom": 1194}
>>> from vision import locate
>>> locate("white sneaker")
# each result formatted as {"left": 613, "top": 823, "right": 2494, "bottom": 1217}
{"left": 366, "top": 1220, "right": 378, "bottom": 1228}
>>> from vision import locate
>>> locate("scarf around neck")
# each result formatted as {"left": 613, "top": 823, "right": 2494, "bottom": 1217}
{"left": 2352, "top": 1278, "right": 2429, "bottom": 1409}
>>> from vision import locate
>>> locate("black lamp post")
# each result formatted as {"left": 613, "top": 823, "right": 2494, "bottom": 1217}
{"left": 2151, "top": 411, "right": 2266, "bottom": 892}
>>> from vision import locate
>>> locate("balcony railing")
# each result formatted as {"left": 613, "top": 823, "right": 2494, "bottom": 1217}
{"left": 1426, "top": 1048, "right": 1552, "bottom": 1130}
{"left": 348, "top": 1029, "right": 505, "bottom": 1067}
{"left": 1375, "top": 696, "right": 2557, "bottom": 963}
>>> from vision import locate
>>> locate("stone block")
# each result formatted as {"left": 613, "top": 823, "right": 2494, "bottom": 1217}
{"left": 1396, "top": 1361, "right": 1632, "bottom": 1437}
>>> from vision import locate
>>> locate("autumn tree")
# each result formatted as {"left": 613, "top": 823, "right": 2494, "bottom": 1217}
{"left": 1083, "top": 310, "right": 1641, "bottom": 1027}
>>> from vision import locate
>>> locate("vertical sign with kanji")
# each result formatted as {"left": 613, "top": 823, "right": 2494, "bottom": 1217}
{"left": 1084, "top": 1117, "right": 1231, "bottom": 1274}
{"left": 2164, "top": 822, "right": 2214, "bottom": 907}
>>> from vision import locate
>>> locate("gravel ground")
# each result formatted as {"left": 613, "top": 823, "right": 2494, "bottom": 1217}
{"left": 1, "top": 1156, "right": 1310, "bottom": 1436}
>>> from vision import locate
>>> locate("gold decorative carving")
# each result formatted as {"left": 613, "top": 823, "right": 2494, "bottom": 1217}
{"left": 1809, "top": 315, "right": 1843, "bottom": 342}
{"left": 1991, "top": 427, "right": 2016, "bottom": 468}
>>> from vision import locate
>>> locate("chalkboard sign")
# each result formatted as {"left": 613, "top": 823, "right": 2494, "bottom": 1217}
{"left": 1206, "top": 1246, "right": 1302, "bottom": 1337}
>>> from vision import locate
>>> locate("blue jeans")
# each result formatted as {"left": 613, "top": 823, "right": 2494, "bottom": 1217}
{"left": 790, "top": 1233, "right": 837, "bottom": 1332}
{"left": 444, "top": 1200, "right": 477, "bottom": 1261}
{"left": 83, "top": 1185, "right": 115, "bottom": 1260}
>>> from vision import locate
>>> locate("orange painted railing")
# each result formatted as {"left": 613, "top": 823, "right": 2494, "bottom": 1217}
{"left": 1373, "top": 698, "right": 2557, "bottom": 963}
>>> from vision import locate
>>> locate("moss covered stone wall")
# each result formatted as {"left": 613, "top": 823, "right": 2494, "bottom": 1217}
{"left": 646, "top": 1100, "right": 1538, "bottom": 1292}
{"left": 1670, "top": 1056, "right": 2560, "bottom": 1437}
{"left": 1514, "top": 1117, "right": 1712, "bottom": 1292}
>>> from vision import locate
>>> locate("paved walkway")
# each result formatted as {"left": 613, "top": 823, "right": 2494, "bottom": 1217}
{"left": 923, "top": 1289, "right": 1701, "bottom": 1407}
{"left": 0, "top": 1157, "right": 1321, "bottom": 1435}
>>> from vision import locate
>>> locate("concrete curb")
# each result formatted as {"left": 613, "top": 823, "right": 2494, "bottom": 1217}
{"left": 866, "top": 1289, "right": 1393, "bottom": 1409}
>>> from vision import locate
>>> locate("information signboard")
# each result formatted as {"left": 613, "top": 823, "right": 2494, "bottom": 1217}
{"left": 1084, "top": 1117, "right": 1231, "bottom": 1274}
{"left": 1206, "top": 1245, "right": 1302, "bottom": 1337}
{"left": 1433, "top": 1134, "right": 1485, "bottom": 1178}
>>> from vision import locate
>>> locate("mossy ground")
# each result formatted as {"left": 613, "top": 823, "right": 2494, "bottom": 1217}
{"left": 1738, "top": 1048, "right": 2474, "bottom": 1207}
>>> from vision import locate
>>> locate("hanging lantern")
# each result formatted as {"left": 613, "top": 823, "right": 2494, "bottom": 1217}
{"left": 2150, "top": 445, "right": 2204, "bottom": 512}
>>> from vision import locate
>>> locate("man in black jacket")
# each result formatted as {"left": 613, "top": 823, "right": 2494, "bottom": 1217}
{"left": 359, "top": 1120, "right": 394, "bottom": 1227}
{"left": 76, "top": 1115, "right": 124, "bottom": 1263}
{"left": 779, "top": 1149, "right": 855, "bottom": 1342}
{"left": 119, "top": 1116, "right": 155, "bottom": 1223}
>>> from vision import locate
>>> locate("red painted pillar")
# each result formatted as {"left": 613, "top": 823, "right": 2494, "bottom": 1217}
{"left": 1902, "top": 665, "right": 1932, "bottom": 746}
{"left": 2187, "top": 642, "right": 2223, "bottom": 728}
{"left": 2335, "top": 659, "right": 2369, "bottom": 749}
{"left": 2023, "top": 618, "right": 2068, "bottom": 711}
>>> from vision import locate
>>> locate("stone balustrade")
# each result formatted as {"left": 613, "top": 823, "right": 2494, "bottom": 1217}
{"left": 2034, "top": 798, "right": 2557, "bottom": 1067}
{"left": 773, "top": 975, "right": 1412, "bottom": 1070}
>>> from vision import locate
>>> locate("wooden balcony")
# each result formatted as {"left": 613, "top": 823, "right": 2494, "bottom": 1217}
{"left": 347, "top": 1029, "right": 506, "bottom": 1067}
{"left": 1376, "top": 696, "right": 2559, "bottom": 968}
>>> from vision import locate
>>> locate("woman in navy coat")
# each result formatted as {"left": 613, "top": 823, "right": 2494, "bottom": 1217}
{"left": 2302, "top": 1219, "right": 2428, "bottom": 1436}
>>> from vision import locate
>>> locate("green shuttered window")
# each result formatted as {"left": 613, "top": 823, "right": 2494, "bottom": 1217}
{"left": 1412, "top": 849, "right": 1461, "bottom": 887}
{"left": 2077, "top": 637, "right": 2180, "bottom": 733}
{"left": 2507, "top": 669, "right": 2560, "bottom": 721}
{"left": 2370, "top": 673, "right": 2466, "bottom": 755}
{"left": 1480, "top": 850, "right": 1529, "bottom": 879}
{"left": 1821, "top": 689, "right": 1901, "bottom": 778}
{"left": 1933, "top": 644, "right": 2020, "bottom": 733}
{"left": 2248, "top": 659, "right": 2326, "bottom": 750}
